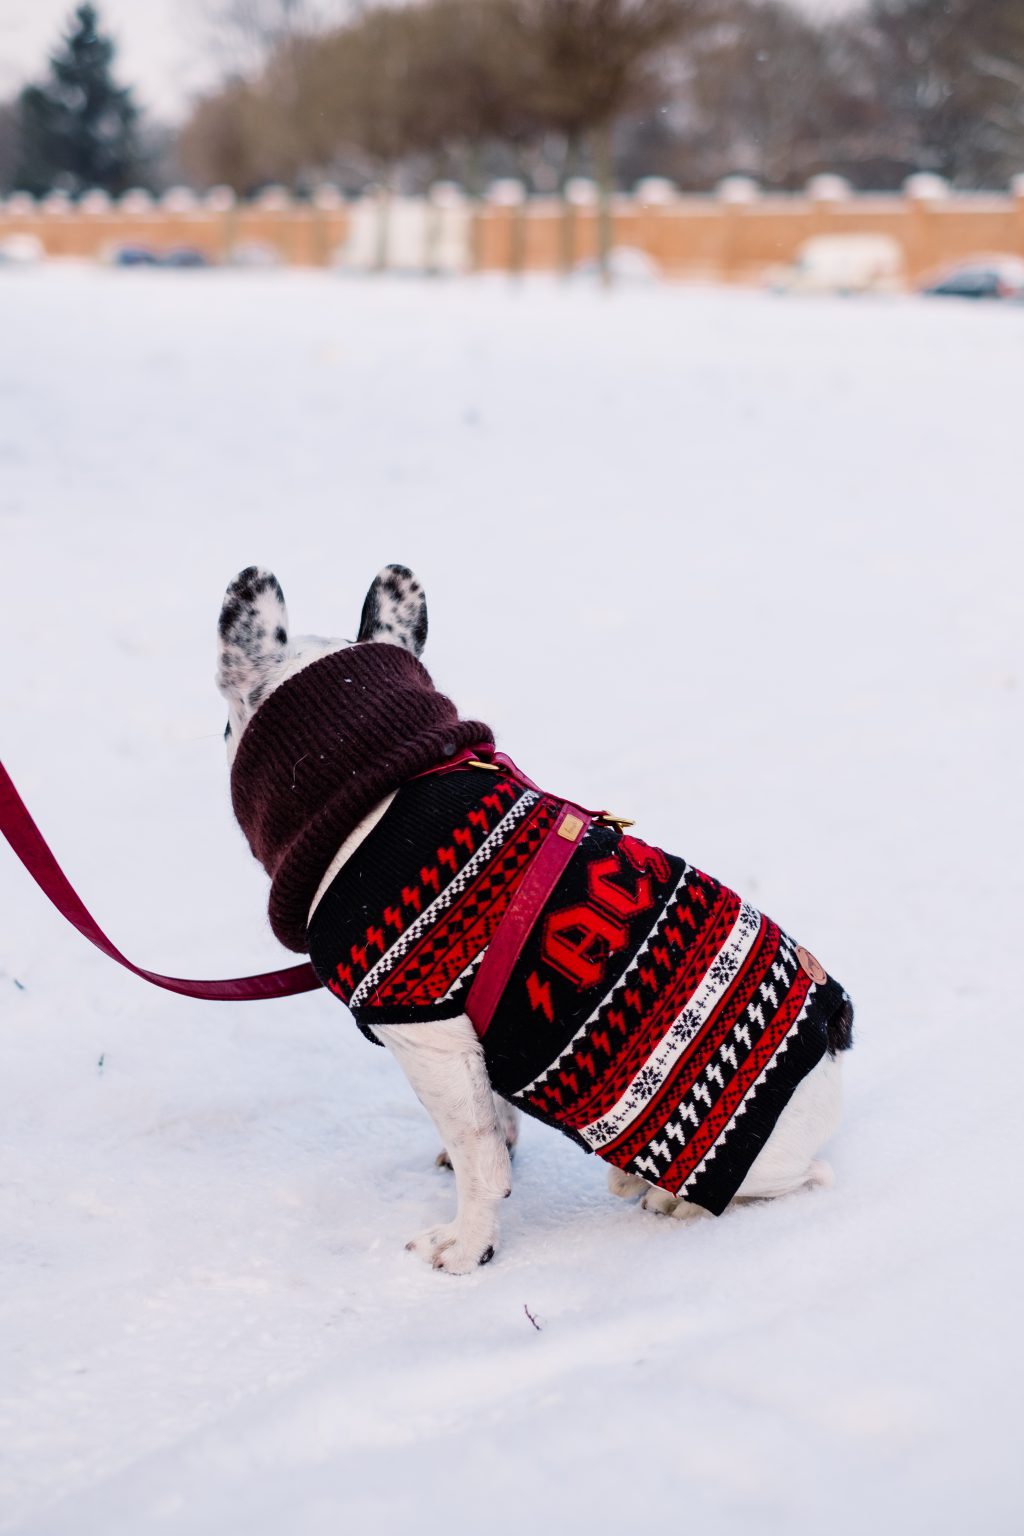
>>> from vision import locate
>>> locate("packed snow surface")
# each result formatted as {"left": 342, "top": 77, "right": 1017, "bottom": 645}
{"left": 1, "top": 268, "right": 1022, "bottom": 1535}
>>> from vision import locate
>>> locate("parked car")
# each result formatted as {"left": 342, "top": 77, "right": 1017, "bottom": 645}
{"left": 102, "top": 243, "right": 215, "bottom": 270}
{"left": 769, "top": 234, "right": 904, "bottom": 295}
{"left": 107, "top": 244, "right": 160, "bottom": 267}
{"left": 160, "top": 246, "right": 211, "bottom": 268}
{"left": 0, "top": 233, "right": 44, "bottom": 266}
{"left": 921, "top": 256, "right": 1024, "bottom": 300}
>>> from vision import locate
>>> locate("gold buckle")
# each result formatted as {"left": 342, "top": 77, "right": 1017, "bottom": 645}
{"left": 598, "top": 811, "right": 635, "bottom": 833}
{"left": 558, "top": 812, "right": 585, "bottom": 842}
{"left": 467, "top": 758, "right": 501, "bottom": 772}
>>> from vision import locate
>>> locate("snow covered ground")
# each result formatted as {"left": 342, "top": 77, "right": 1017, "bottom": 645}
{"left": 1, "top": 267, "right": 1022, "bottom": 1535}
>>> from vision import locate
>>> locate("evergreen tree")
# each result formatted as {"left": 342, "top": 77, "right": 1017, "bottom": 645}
{"left": 0, "top": 100, "right": 18, "bottom": 193}
{"left": 14, "top": 5, "right": 144, "bottom": 196}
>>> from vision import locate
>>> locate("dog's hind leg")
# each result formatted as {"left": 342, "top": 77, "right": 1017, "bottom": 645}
{"left": 612, "top": 1053, "right": 843, "bottom": 1217}
{"left": 374, "top": 1015, "right": 512, "bottom": 1274}
{"left": 733, "top": 1051, "right": 843, "bottom": 1202}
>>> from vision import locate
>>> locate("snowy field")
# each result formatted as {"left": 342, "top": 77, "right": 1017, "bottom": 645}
{"left": 1, "top": 267, "right": 1022, "bottom": 1535}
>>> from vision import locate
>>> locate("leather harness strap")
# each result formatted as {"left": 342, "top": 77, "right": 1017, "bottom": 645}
{"left": 464, "top": 800, "right": 592, "bottom": 1037}
{"left": 409, "top": 745, "right": 598, "bottom": 1036}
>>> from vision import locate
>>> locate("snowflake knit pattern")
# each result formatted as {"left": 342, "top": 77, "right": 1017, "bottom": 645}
{"left": 308, "top": 767, "right": 851, "bottom": 1215}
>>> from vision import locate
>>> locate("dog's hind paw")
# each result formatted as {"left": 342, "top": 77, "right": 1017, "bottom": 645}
{"left": 640, "top": 1187, "right": 704, "bottom": 1220}
{"left": 806, "top": 1159, "right": 835, "bottom": 1189}
{"left": 405, "top": 1223, "right": 496, "bottom": 1274}
{"left": 608, "top": 1166, "right": 648, "bottom": 1200}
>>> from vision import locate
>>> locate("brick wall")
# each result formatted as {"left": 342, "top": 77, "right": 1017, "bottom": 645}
{"left": 3, "top": 178, "right": 1022, "bottom": 283}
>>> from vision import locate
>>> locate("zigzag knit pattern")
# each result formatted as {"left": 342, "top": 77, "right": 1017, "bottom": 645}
{"left": 308, "top": 768, "right": 851, "bottom": 1215}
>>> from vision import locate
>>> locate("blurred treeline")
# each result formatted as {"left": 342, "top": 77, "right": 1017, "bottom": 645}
{"left": 179, "top": 0, "right": 1024, "bottom": 196}
{"left": 2, "top": 0, "right": 1023, "bottom": 201}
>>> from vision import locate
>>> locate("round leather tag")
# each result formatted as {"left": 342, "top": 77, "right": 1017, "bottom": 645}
{"left": 796, "top": 946, "right": 827, "bottom": 984}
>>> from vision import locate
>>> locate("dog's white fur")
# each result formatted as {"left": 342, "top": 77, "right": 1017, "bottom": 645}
{"left": 218, "top": 567, "right": 843, "bottom": 1274}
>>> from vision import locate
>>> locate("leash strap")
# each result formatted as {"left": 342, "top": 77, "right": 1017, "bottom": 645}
{"left": 0, "top": 744, "right": 620, "bottom": 1008}
{"left": 0, "top": 758, "right": 319, "bottom": 1001}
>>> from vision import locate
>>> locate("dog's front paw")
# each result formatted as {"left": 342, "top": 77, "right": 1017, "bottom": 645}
{"left": 405, "top": 1223, "right": 496, "bottom": 1274}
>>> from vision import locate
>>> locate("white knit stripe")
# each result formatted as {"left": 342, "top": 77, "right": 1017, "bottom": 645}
{"left": 517, "top": 869, "right": 692, "bottom": 1096}
{"left": 350, "top": 790, "right": 538, "bottom": 1007}
{"left": 677, "top": 988, "right": 815, "bottom": 1196}
{"left": 578, "top": 900, "right": 763, "bottom": 1151}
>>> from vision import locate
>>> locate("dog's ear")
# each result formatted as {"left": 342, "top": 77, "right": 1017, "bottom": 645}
{"left": 216, "top": 566, "right": 290, "bottom": 726}
{"left": 356, "top": 564, "right": 428, "bottom": 657}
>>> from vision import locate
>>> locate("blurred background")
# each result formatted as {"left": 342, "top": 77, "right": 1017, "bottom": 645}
{"left": 1, "top": 0, "right": 1022, "bottom": 290}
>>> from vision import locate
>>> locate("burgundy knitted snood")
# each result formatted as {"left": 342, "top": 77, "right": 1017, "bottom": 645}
{"left": 230, "top": 643, "right": 492, "bottom": 952}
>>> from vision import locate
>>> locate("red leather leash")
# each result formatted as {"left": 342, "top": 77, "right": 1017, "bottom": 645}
{"left": 0, "top": 744, "right": 622, "bottom": 1011}
{"left": 0, "top": 757, "right": 319, "bottom": 1001}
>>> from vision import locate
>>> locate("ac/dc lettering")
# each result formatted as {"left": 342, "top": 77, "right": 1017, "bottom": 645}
{"left": 542, "top": 901, "right": 629, "bottom": 988}
{"left": 619, "top": 834, "right": 671, "bottom": 883}
{"left": 539, "top": 833, "right": 671, "bottom": 990}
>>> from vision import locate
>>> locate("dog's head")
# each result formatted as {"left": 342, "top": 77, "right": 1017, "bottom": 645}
{"left": 215, "top": 563, "right": 428, "bottom": 763}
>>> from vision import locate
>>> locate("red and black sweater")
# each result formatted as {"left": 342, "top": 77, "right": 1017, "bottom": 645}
{"left": 306, "top": 765, "right": 851, "bottom": 1216}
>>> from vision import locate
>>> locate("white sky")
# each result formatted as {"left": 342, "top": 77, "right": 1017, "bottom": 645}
{"left": 0, "top": 1, "right": 219, "bottom": 119}
{"left": 0, "top": 0, "right": 862, "bottom": 123}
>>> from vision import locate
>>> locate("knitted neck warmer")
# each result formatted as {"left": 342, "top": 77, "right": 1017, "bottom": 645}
{"left": 230, "top": 643, "right": 492, "bottom": 952}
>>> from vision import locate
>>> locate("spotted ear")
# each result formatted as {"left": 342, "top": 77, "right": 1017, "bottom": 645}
{"left": 216, "top": 566, "right": 290, "bottom": 725}
{"left": 356, "top": 564, "right": 427, "bottom": 656}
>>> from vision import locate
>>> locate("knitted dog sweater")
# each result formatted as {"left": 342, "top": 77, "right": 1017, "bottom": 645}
{"left": 306, "top": 765, "right": 851, "bottom": 1215}
{"left": 229, "top": 644, "right": 492, "bottom": 952}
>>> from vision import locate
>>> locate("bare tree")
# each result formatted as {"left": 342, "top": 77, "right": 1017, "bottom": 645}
{"left": 192, "top": 0, "right": 353, "bottom": 190}
{"left": 514, "top": 0, "right": 692, "bottom": 278}
{"left": 615, "top": 0, "right": 1024, "bottom": 193}
{"left": 200, "top": 0, "right": 351, "bottom": 75}
{"left": 659, "top": 0, "right": 854, "bottom": 189}
{"left": 391, "top": 0, "right": 547, "bottom": 268}
{"left": 176, "top": 0, "right": 1024, "bottom": 247}
{"left": 178, "top": 79, "right": 271, "bottom": 190}
{"left": 841, "top": 0, "right": 1024, "bottom": 187}
{"left": 301, "top": 6, "right": 430, "bottom": 264}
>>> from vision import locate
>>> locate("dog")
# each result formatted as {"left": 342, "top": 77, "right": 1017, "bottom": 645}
{"left": 217, "top": 563, "right": 852, "bottom": 1274}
